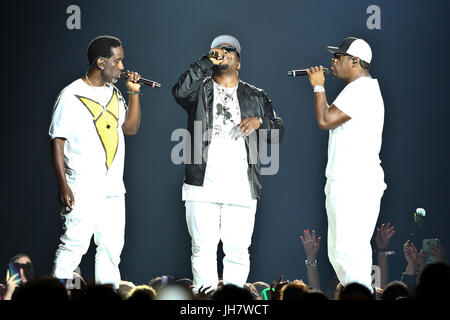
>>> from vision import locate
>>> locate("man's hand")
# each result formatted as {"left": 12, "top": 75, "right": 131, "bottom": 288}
{"left": 59, "top": 183, "right": 75, "bottom": 211}
{"left": 306, "top": 66, "right": 326, "bottom": 88}
{"left": 238, "top": 117, "right": 261, "bottom": 136}
{"left": 299, "top": 229, "right": 322, "bottom": 260}
{"left": 375, "top": 222, "right": 396, "bottom": 249}
{"left": 124, "top": 70, "right": 141, "bottom": 93}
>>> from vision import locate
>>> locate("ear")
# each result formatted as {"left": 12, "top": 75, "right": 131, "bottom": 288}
{"left": 96, "top": 57, "right": 106, "bottom": 70}
{"left": 236, "top": 60, "right": 241, "bottom": 71}
{"left": 352, "top": 57, "right": 359, "bottom": 67}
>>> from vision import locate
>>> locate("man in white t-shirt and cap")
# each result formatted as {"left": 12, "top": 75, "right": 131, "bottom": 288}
{"left": 305, "top": 37, "right": 387, "bottom": 293}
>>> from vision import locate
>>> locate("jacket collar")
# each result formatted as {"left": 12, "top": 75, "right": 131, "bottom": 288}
{"left": 205, "top": 77, "right": 245, "bottom": 100}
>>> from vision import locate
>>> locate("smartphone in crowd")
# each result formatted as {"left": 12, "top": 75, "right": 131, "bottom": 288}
{"left": 422, "top": 238, "right": 439, "bottom": 264}
{"left": 7, "top": 262, "right": 22, "bottom": 285}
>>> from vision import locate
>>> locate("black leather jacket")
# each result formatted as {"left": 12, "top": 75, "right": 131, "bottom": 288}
{"left": 172, "top": 56, "right": 284, "bottom": 199}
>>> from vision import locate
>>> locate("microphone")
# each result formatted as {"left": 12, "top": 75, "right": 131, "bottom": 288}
{"left": 208, "top": 49, "right": 224, "bottom": 60}
{"left": 287, "top": 68, "right": 330, "bottom": 77}
{"left": 120, "top": 71, "right": 161, "bottom": 88}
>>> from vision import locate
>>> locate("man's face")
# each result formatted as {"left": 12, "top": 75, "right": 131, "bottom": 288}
{"left": 101, "top": 46, "right": 125, "bottom": 84}
{"left": 330, "top": 53, "right": 353, "bottom": 80}
{"left": 213, "top": 44, "right": 240, "bottom": 73}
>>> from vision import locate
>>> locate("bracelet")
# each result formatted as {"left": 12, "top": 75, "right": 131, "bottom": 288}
{"left": 128, "top": 90, "right": 141, "bottom": 95}
{"left": 305, "top": 259, "right": 317, "bottom": 268}
{"left": 258, "top": 117, "right": 263, "bottom": 125}
{"left": 313, "top": 85, "right": 325, "bottom": 93}
{"left": 378, "top": 250, "right": 395, "bottom": 257}
{"left": 375, "top": 248, "right": 395, "bottom": 256}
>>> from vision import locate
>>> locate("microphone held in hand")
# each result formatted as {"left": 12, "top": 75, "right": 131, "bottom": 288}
{"left": 120, "top": 71, "right": 161, "bottom": 88}
{"left": 208, "top": 49, "right": 224, "bottom": 60}
{"left": 287, "top": 68, "right": 330, "bottom": 77}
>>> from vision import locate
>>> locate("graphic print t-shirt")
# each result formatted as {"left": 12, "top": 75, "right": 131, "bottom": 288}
{"left": 182, "top": 81, "right": 254, "bottom": 205}
{"left": 49, "top": 79, "right": 127, "bottom": 195}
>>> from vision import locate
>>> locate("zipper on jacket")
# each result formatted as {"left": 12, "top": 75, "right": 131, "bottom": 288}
{"left": 242, "top": 123, "right": 257, "bottom": 199}
{"left": 202, "top": 85, "right": 209, "bottom": 187}
{"left": 203, "top": 86, "right": 209, "bottom": 141}
{"left": 248, "top": 141, "right": 256, "bottom": 199}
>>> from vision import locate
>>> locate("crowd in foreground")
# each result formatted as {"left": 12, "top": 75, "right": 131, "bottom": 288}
{"left": 1, "top": 222, "right": 448, "bottom": 301}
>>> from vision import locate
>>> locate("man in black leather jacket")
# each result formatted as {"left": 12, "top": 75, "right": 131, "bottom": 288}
{"left": 172, "top": 35, "right": 284, "bottom": 293}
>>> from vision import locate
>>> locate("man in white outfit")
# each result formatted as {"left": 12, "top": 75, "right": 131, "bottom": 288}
{"left": 306, "top": 37, "right": 386, "bottom": 292}
{"left": 49, "top": 35, "right": 143, "bottom": 289}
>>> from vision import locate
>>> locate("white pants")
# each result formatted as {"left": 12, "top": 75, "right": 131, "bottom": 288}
{"left": 185, "top": 200, "right": 257, "bottom": 293}
{"left": 52, "top": 192, "right": 125, "bottom": 289}
{"left": 325, "top": 179, "right": 384, "bottom": 292}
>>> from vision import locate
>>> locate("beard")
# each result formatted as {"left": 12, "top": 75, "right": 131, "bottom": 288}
{"left": 108, "top": 72, "right": 121, "bottom": 84}
{"left": 213, "top": 64, "right": 230, "bottom": 72}
{"left": 101, "top": 68, "right": 120, "bottom": 84}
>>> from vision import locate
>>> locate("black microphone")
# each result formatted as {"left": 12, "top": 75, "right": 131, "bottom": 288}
{"left": 120, "top": 71, "right": 161, "bottom": 88}
{"left": 287, "top": 68, "right": 330, "bottom": 77}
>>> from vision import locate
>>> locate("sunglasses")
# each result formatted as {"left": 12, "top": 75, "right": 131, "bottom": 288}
{"left": 333, "top": 52, "right": 352, "bottom": 59}
{"left": 215, "top": 46, "right": 238, "bottom": 54}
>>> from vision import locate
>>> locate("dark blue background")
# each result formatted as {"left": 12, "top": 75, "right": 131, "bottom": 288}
{"left": 1, "top": 0, "right": 449, "bottom": 292}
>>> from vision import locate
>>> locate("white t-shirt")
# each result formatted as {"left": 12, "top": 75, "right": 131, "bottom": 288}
{"left": 182, "top": 81, "right": 255, "bottom": 206}
{"left": 49, "top": 78, "right": 127, "bottom": 195}
{"left": 326, "top": 76, "right": 386, "bottom": 187}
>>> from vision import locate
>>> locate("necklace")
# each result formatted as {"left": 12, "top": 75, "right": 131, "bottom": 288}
{"left": 85, "top": 74, "right": 111, "bottom": 129}
{"left": 215, "top": 82, "right": 238, "bottom": 106}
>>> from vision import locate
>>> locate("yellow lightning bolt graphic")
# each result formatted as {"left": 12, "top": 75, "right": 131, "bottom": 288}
{"left": 76, "top": 90, "right": 120, "bottom": 170}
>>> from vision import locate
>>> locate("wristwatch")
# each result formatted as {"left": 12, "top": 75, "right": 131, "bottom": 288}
{"left": 313, "top": 85, "right": 325, "bottom": 93}
{"left": 305, "top": 259, "right": 317, "bottom": 268}
{"left": 258, "top": 117, "right": 263, "bottom": 125}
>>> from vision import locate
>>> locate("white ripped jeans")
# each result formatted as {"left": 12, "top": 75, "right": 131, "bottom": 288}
{"left": 52, "top": 192, "right": 125, "bottom": 289}
{"left": 185, "top": 200, "right": 257, "bottom": 293}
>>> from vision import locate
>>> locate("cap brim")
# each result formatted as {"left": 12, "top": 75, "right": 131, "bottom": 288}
{"left": 326, "top": 46, "right": 343, "bottom": 54}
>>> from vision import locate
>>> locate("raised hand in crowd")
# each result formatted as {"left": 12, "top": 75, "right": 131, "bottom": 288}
{"left": 3, "top": 270, "right": 23, "bottom": 300}
{"left": 299, "top": 229, "right": 321, "bottom": 290}
{"left": 403, "top": 240, "right": 420, "bottom": 275}
{"left": 300, "top": 229, "right": 322, "bottom": 260}
{"left": 375, "top": 222, "right": 396, "bottom": 289}
{"left": 375, "top": 222, "right": 395, "bottom": 250}
{"left": 429, "top": 240, "right": 446, "bottom": 263}
{"left": 270, "top": 275, "right": 289, "bottom": 300}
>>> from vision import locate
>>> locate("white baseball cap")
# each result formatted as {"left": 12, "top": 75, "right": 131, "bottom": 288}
{"left": 326, "top": 37, "right": 372, "bottom": 64}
